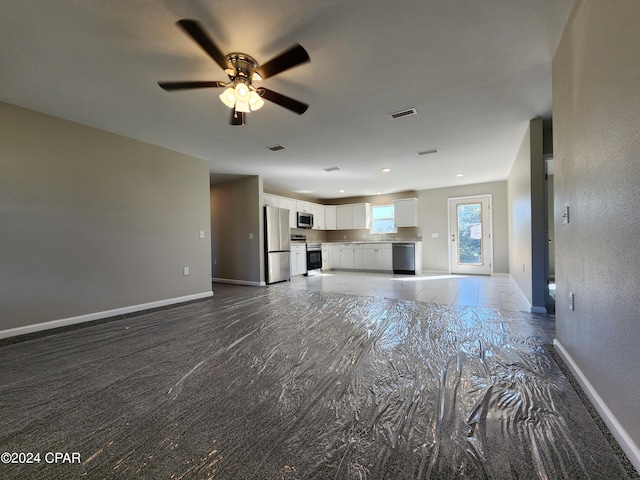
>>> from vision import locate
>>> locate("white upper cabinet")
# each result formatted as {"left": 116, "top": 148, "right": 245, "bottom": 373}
{"left": 336, "top": 205, "right": 353, "bottom": 229}
{"left": 296, "top": 201, "right": 313, "bottom": 214}
{"left": 394, "top": 198, "right": 418, "bottom": 227}
{"left": 264, "top": 193, "right": 278, "bottom": 207}
{"left": 312, "top": 203, "right": 325, "bottom": 229}
{"left": 284, "top": 198, "right": 297, "bottom": 228}
{"left": 353, "top": 203, "right": 371, "bottom": 229}
{"left": 264, "top": 193, "right": 380, "bottom": 231}
{"left": 336, "top": 203, "right": 370, "bottom": 230}
{"left": 325, "top": 206, "right": 337, "bottom": 230}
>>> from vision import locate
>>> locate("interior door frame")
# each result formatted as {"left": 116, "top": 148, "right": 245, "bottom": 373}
{"left": 447, "top": 194, "right": 494, "bottom": 275}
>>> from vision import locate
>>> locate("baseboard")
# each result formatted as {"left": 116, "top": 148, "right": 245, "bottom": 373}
{"left": 421, "top": 269, "right": 450, "bottom": 275}
{"left": 507, "top": 274, "right": 539, "bottom": 313}
{"left": 212, "top": 277, "right": 264, "bottom": 287}
{"left": 553, "top": 339, "right": 640, "bottom": 473}
{"left": 0, "top": 291, "right": 213, "bottom": 340}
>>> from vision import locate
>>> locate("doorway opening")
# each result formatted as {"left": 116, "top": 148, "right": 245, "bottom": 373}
{"left": 545, "top": 156, "right": 556, "bottom": 313}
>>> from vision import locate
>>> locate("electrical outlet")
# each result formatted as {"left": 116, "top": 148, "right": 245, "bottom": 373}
{"left": 199, "top": 231, "right": 205, "bottom": 239}
{"left": 214, "top": 259, "right": 217, "bottom": 265}
{"left": 249, "top": 233, "right": 254, "bottom": 240}
{"left": 183, "top": 267, "right": 190, "bottom": 276}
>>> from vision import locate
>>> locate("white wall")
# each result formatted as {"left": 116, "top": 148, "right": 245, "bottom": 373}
{"left": 553, "top": 0, "right": 640, "bottom": 469}
{"left": 0, "top": 101, "right": 213, "bottom": 336}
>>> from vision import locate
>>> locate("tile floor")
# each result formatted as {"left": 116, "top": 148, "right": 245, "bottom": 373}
{"left": 278, "top": 271, "right": 532, "bottom": 312}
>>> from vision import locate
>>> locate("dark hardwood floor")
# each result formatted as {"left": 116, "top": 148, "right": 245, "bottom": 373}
{"left": 0, "top": 284, "right": 633, "bottom": 479}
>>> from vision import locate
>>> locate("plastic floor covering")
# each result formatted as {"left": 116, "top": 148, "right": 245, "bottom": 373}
{"left": 0, "top": 287, "right": 631, "bottom": 479}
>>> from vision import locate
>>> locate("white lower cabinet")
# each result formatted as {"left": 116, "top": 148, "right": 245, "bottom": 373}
{"left": 290, "top": 245, "right": 307, "bottom": 276}
{"left": 353, "top": 244, "right": 364, "bottom": 269}
{"left": 330, "top": 243, "right": 392, "bottom": 272}
{"left": 321, "top": 244, "right": 329, "bottom": 270}
{"left": 328, "top": 244, "right": 340, "bottom": 269}
{"left": 338, "top": 244, "right": 354, "bottom": 269}
{"left": 362, "top": 244, "right": 393, "bottom": 271}
{"left": 378, "top": 246, "right": 393, "bottom": 271}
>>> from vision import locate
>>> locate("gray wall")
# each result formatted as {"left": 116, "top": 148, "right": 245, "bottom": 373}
{"left": 416, "top": 182, "right": 509, "bottom": 274}
{"left": 210, "top": 176, "right": 264, "bottom": 285}
{"left": 507, "top": 118, "right": 546, "bottom": 310}
{"left": 553, "top": 0, "right": 640, "bottom": 463}
{"left": 0, "top": 101, "right": 212, "bottom": 333}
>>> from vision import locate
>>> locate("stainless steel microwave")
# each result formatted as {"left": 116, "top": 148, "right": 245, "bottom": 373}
{"left": 297, "top": 212, "right": 314, "bottom": 229}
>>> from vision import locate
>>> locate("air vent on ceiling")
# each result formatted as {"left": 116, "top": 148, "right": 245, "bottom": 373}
{"left": 323, "top": 166, "right": 340, "bottom": 172}
{"left": 389, "top": 108, "right": 417, "bottom": 120}
{"left": 267, "top": 145, "right": 286, "bottom": 151}
{"left": 417, "top": 148, "right": 439, "bottom": 156}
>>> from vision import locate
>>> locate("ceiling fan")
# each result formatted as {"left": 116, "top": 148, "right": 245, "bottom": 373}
{"left": 158, "top": 19, "right": 310, "bottom": 126}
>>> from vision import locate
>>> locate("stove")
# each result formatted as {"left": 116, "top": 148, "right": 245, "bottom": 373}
{"left": 306, "top": 242, "right": 322, "bottom": 274}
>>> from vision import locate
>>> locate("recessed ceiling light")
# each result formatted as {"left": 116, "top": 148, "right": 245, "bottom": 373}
{"left": 456, "top": 173, "right": 465, "bottom": 177}
{"left": 338, "top": 189, "right": 345, "bottom": 193}
{"left": 381, "top": 168, "right": 391, "bottom": 173}
{"left": 376, "top": 192, "right": 382, "bottom": 195}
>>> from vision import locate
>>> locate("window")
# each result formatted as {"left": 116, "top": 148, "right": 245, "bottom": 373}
{"left": 371, "top": 204, "right": 396, "bottom": 234}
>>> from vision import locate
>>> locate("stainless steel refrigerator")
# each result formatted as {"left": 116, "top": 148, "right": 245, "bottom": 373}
{"left": 264, "top": 205, "right": 291, "bottom": 284}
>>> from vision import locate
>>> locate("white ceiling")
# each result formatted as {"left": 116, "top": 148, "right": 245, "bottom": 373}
{"left": 0, "top": 0, "right": 574, "bottom": 200}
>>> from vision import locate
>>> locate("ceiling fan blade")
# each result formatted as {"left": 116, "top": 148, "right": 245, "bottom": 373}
{"left": 230, "top": 109, "right": 245, "bottom": 126}
{"left": 177, "top": 19, "right": 230, "bottom": 71}
{"left": 255, "top": 44, "right": 310, "bottom": 80}
{"left": 259, "top": 88, "right": 309, "bottom": 115}
{"left": 158, "top": 81, "right": 226, "bottom": 91}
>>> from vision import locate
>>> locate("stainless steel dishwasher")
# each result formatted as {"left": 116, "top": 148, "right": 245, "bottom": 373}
{"left": 392, "top": 243, "right": 415, "bottom": 274}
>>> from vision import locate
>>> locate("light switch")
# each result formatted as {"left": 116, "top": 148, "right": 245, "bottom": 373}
{"left": 569, "top": 292, "right": 575, "bottom": 311}
{"left": 249, "top": 233, "right": 254, "bottom": 240}
{"left": 183, "top": 267, "right": 190, "bottom": 276}
{"left": 199, "top": 231, "right": 205, "bottom": 239}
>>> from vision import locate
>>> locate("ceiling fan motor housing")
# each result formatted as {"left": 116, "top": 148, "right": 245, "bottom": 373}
{"left": 225, "top": 53, "right": 261, "bottom": 85}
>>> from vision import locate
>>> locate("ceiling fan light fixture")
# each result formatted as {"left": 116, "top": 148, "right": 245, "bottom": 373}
{"left": 248, "top": 91, "right": 264, "bottom": 111}
{"left": 162, "top": 20, "right": 310, "bottom": 124}
{"left": 235, "top": 83, "right": 250, "bottom": 99}
{"left": 235, "top": 100, "right": 250, "bottom": 113}
{"left": 219, "top": 88, "right": 236, "bottom": 108}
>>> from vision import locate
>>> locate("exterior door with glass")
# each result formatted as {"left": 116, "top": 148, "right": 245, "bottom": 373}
{"left": 448, "top": 195, "right": 493, "bottom": 275}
